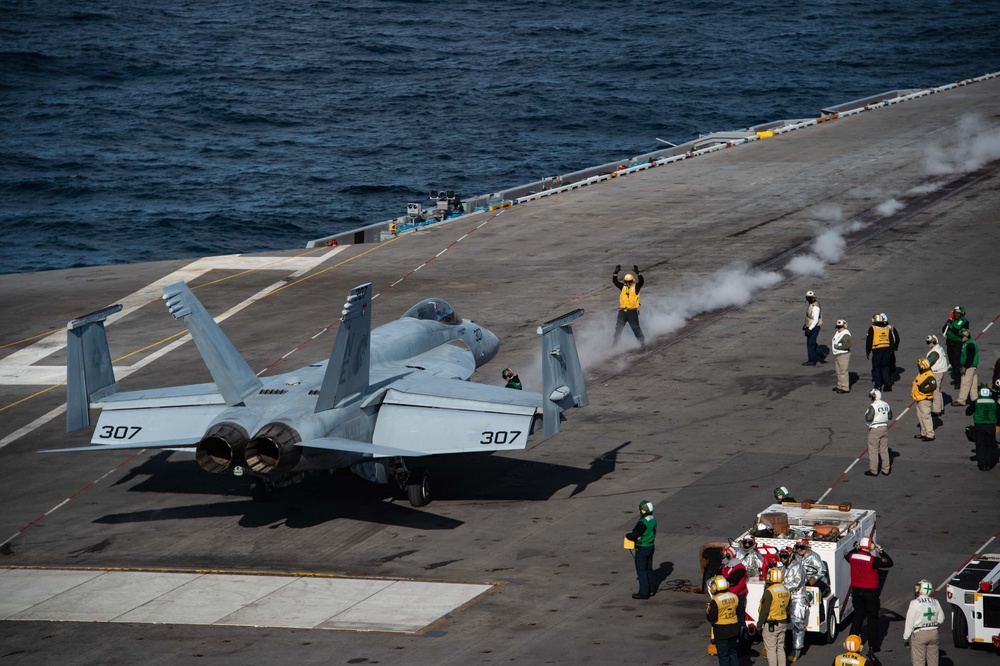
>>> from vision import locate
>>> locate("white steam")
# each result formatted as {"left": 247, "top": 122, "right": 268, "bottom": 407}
{"left": 924, "top": 114, "right": 1000, "bottom": 176}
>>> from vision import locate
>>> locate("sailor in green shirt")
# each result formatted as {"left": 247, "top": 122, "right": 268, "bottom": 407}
{"left": 501, "top": 368, "right": 522, "bottom": 390}
{"left": 625, "top": 500, "right": 656, "bottom": 599}
{"left": 953, "top": 329, "right": 979, "bottom": 406}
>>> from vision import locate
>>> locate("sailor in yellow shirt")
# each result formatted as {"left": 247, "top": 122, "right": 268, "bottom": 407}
{"left": 833, "top": 634, "right": 870, "bottom": 665}
{"left": 612, "top": 264, "right": 646, "bottom": 351}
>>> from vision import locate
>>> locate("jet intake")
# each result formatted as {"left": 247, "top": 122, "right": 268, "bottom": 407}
{"left": 245, "top": 422, "right": 302, "bottom": 474}
{"left": 195, "top": 422, "right": 249, "bottom": 474}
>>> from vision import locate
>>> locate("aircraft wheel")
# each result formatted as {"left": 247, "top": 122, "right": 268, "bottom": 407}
{"left": 250, "top": 478, "right": 274, "bottom": 502}
{"left": 951, "top": 605, "right": 970, "bottom": 649}
{"left": 407, "top": 468, "right": 430, "bottom": 507}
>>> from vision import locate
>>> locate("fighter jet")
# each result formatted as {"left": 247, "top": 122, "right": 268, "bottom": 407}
{"left": 46, "top": 282, "right": 587, "bottom": 505}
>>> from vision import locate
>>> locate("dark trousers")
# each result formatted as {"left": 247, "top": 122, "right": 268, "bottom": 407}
{"left": 870, "top": 349, "right": 892, "bottom": 389}
{"left": 713, "top": 635, "right": 740, "bottom": 666}
{"left": 850, "top": 587, "right": 882, "bottom": 650}
{"left": 974, "top": 424, "right": 998, "bottom": 469}
{"left": 806, "top": 325, "right": 821, "bottom": 362}
{"left": 634, "top": 545, "right": 654, "bottom": 596}
{"left": 614, "top": 309, "right": 645, "bottom": 345}
{"left": 946, "top": 340, "right": 963, "bottom": 384}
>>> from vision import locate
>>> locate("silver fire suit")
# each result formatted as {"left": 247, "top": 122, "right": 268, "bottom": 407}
{"left": 735, "top": 545, "right": 763, "bottom": 580}
{"left": 799, "top": 548, "right": 828, "bottom": 589}
{"left": 783, "top": 557, "right": 808, "bottom": 650}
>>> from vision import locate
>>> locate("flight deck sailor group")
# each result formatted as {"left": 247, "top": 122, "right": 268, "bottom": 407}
{"left": 609, "top": 274, "right": 996, "bottom": 663}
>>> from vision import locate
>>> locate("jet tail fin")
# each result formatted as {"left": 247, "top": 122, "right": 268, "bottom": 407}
{"left": 538, "top": 308, "right": 588, "bottom": 437}
{"left": 315, "top": 283, "right": 372, "bottom": 412}
{"left": 162, "top": 282, "right": 262, "bottom": 407}
{"left": 66, "top": 304, "right": 124, "bottom": 432}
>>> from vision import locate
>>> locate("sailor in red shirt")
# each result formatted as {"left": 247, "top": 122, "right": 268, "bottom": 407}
{"left": 844, "top": 536, "right": 893, "bottom": 655}
{"left": 721, "top": 547, "right": 749, "bottom": 650}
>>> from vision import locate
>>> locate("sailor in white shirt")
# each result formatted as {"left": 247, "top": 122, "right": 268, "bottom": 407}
{"left": 903, "top": 579, "right": 944, "bottom": 666}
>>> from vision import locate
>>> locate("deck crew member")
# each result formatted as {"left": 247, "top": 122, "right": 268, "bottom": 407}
{"left": 778, "top": 548, "right": 807, "bottom": 662}
{"left": 758, "top": 567, "right": 790, "bottom": 666}
{"left": 721, "top": 547, "right": 750, "bottom": 650}
{"left": 965, "top": 384, "right": 999, "bottom": 471}
{"left": 801, "top": 291, "right": 825, "bottom": 366}
{"left": 864, "top": 389, "right": 893, "bottom": 477}
{"left": 624, "top": 500, "right": 656, "bottom": 599}
{"left": 831, "top": 319, "right": 852, "bottom": 392}
{"left": 865, "top": 313, "right": 897, "bottom": 392}
{"left": 706, "top": 575, "right": 741, "bottom": 666}
{"left": 501, "top": 368, "right": 522, "bottom": 390}
{"left": 834, "top": 634, "right": 870, "bottom": 666}
{"left": 903, "top": 579, "right": 944, "bottom": 666}
{"left": 924, "top": 335, "right": 949, "bottom": 415}
{"left": 942, "top": 306, "right": 969, "bottom": 387}
{"left": 953, "top": 328, "right": 979, "bottom": 406}
{"left": 612, "top": 264, "right": 646, "bottom": 351}
{"left": 794, "top": 538, "right": 828, "bottom": 595}
{"left": 911, "top": 358, "right": 938, "bottom": 441}
{"left": 845, "top": 536, "right": 893, "bottom": 655}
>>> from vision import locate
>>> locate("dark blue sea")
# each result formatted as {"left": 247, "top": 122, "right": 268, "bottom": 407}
{"left": 2, "top": 0, "right": 997, "bottom": 275}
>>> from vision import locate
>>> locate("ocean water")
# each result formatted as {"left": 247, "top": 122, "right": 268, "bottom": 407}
{"left": 1, "top": 0, "right": 997, "bottom": 275}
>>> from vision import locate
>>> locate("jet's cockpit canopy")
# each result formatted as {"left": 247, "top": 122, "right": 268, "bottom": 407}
{"left": 401, "top": 298, "right": 461, "bottom": 325}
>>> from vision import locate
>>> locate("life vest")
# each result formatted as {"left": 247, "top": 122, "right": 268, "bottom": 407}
{"left": 834, "top": 652, "right": 868, "bottom": 665}
{"left": 871, "top": 324, "right": 891, "bottom": 349}
{"left": 961, "top": 339, "right": 979, "bottom": 367}
{"left": 722, "top": 561, "right": 748, "bottom": 596}
{"left": 867, "top": 400, "right": 891, "bottom": 428}
{"left": 926, "top": 344, "right": 950, "bottom": 374}
{"left": 848, "top": 550, "right": 879, "bottom": 589}
{"left": 619, "top": 284, "right": 640, "bottom": 310}
{"left": 946, "top": 316, "right": 968, "bottom": 341}
{"left": 832, "top": 329, "right": 851, "bottom": 355}
{"left": 804, "top": 302, "right": 822, "bottom": 328}
{"left": 762, "top": 584, "right": 790, "bottom": 622}
{"left": 636, "top": 515, "right": 656, "bottom": 547}
{"left": 713, "top": 591, "right": 739, "bottom": 626}
{"left": 973, "top": 391, "right": 998, "bottom": 426}
{"left": 911, "top": 369, "right": 936, "bottom": 401}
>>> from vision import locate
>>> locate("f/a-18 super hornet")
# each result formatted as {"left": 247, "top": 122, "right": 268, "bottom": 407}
{"left": 46, "top": 282, "right": 587, "bottom": 505}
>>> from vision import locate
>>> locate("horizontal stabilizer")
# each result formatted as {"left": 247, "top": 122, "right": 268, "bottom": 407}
{"left": 40, "top": 440, "right": 198, "bottom": 453}
{"left": 297, "top": 437, "right": 426, "bottom": 458}
{"left": 372, "top": 376, "right": 539, "bottom": 455}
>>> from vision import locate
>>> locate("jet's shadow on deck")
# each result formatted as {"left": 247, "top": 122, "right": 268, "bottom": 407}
{"left": 96, "top": 445, "right": 624, "bottom": 529}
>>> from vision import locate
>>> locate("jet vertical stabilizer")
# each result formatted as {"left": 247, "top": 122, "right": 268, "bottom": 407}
{"left": 315, "top": 283, "right": 372, "bottom": 412}
{"left": 538, "top": 308, "right": 588, "bottom": 437}
{"left": 162, "top": 282, "right": 262, "bottom": 407}
{"left": 66, "top": 304, "right": 124, "bottom": 431}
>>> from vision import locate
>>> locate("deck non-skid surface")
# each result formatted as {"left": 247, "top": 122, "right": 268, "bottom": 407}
{"left": 0, "top": 568, "right": 492, "bottom": 632}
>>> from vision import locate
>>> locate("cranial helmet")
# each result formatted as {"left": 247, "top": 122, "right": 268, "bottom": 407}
{"left": 768, "top": 567, "right": 785, "bottom": 584}
{"left": 954, "top": 305, "right": 965, "bottom": 315}
{"left": 871, "top": 313, "right": 881, "bottom": 324}
{"left": 869, "top": 389, "right": 881, "bottom": 401}
{"left": 835, "top": 319, "right": 847, "bottom": 327}
{"left": 639, "top": 500, "right": 653, "bottom": 514}
{"left": 740, "top": 535, "right": 757, "bottom": 548}
{"left": 926, "top": 334, "right": 938, "bottom": 344}
{"left": 778, "top": 546, "right": 793, "bottom": 560}
{"left": 805, "top": 290, "right": 816, "bottom": 298}
{"left": 917, "top": 358, "right": 931, "bottom": 372}
{"left": 722, "top": 546, "right": 736, "bottom": 563}
{"left": 858, "top": 536, "right": 874, "bottom": 551}
{"left": 795, "top": 538, "right": 809, "bottom": 549}
{"left": 708, "top": 575, "right": 729, "bottom": 594}
{"left": 915, "top": 579, "right": 934, "bottom": 597}
{"left": 773, "top": 486, "right": 789, "bottom": 500}
{"left": 502, "top": 368, "right": 514, "bottom": 380}
{"left": 844, "top": 634, "right": 862, "bottom": 652}
{"left": 979, "top": 386, "right": 993, "bottom": 399}
{"left": 623, "top": 273, "right": 635, "bottom": 283}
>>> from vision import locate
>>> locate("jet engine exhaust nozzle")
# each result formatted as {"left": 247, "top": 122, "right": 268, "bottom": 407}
{"left": 195, "top": 422, "right": 250, "bottom": 474}
{"left": 245, "top": 423, "right": 302, "bottom": 475}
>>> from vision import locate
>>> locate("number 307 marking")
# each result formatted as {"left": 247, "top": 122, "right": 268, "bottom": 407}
{"left": 98, "top": 425, "right": 143, "bottom": 440}
{"left": 480, "top": 431, "right": 521, "bottom": 445}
